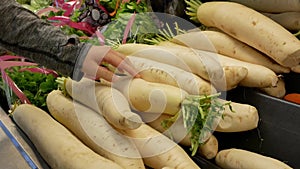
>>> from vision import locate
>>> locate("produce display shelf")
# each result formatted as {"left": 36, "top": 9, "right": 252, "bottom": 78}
{"left": 217, "top": 86, "right": 300, "bottom": 168}
{"left": 0, "top": 73, "right": 299, "bottom": 169}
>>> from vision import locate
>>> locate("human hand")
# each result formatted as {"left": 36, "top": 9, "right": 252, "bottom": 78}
{"left": 81, "top": 45, "right": 140, "bottom": 82}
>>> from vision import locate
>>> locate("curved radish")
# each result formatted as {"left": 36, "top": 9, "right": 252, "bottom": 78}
{"left": 47, "top": 90, "right": 145, "bottom": 169}
{"left": 57, "top": 77, "right": 142, "bottom": 130}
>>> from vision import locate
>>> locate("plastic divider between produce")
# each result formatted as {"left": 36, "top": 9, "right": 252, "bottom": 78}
{"left": 0, "top": 120, "right": 38, "bottom": 169}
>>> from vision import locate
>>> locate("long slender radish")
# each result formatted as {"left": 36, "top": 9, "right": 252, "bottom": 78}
{"left": 142, "top": 113, "right": 219, "bottom": 159}
{"left": 56, "top": 77, "right": 142, "bottom": 130}
{"left": 185, "top": 0, "right": 300, "bottom": 67}
{"left": 228, "top": 0, "right": 300, "bottom": 13}
{"left": 156, "top": 41, "right": 250, "bottom": 91}
{"left": 126, "top": 55, "right": 216, "bottom": 95}
{"left": 118, "top": 123, "right": 201, "bottom": 169}
{"left": 159, "top": 42, "right": 278, "bottom": 88}
{"left": 259, "top": 78, "right": 286, "bottom": 98}
{"left": 12, "top": 104, "right": 123, "bottom": 169}
{"left": 212, "top": 51, "right": 279, "bottom": 88}
{"left": 46, "top": 90, "right": 145, "bottom": 169}
{"left": 170, "top": 30, "right": 290, "bottom": 73}
{"left": 115, "top": 43, "right": 226, "bottom": 87}
{"left": 215, "top": 148, "right": 293, "bottom": 169}
{"left": 262, "top": 12, "right": 300, "bottom": 31}
{"left": 116, "top": 43, "right": 248, "bottom": 91}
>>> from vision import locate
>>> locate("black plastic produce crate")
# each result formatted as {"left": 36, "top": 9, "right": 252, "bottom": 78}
{"left": 212, "top": 72, "right": 300, "bottom": 168}
{"left": 189, "top": 72, "right": 300, "bottom": 169}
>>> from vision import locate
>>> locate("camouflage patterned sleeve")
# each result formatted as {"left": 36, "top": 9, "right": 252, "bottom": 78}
{"left": 0, "top": 0, "right": 92, "bottom": 80}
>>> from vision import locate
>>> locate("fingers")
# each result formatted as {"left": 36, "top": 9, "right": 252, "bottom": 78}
{"left": 95, "top": 66, "right": 115, "bottom": 82}
{"left": 104, "top": 49, "right": 141, "bottom": 78}
{"left": 81, "top": 46, "right": 141, "bottom": 82}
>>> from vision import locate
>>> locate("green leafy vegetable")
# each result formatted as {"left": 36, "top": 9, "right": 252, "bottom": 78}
{"left": 2, "top": 66, "right": 58, "bottom": 111}
{"left": 100, "top": 0, "right": 160, "bottom": 44}
{"left": 102, "top": 12, "right": 159, "bottom": 44}
{"left": 162, "top": 93, "right": 232, "bottom": 156}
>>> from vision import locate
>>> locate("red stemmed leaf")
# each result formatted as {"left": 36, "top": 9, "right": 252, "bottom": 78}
{"left": 48, "top": 16, "right": 95, "bottom": 35}
{"left": 51, "top": 22, "right": 67, "bottom": 27}
{"left": 95, "top": 29, "right": 105, "bottom": 46}
{"left": 68, "top": 21, "right": 95, "bottom": 35}
{"left": 122, "top": 12, "right": 136, "bottom": 44}
{"left": 1, "top": 70, "right": 31, "bottom": 104}
{"left": 0, "top": 61, "right": 37, "bottom": 69}
{"left": 63, "top": 1, "right": 77, "bottom": 17}
{"left": 18, "top": 67, "right": 59, "bottom": 77}
{"left": 0, "top": 55, "right": 25, "bottom": 61}
{"left": 0, "top": 61, "right": 37, "bottom": 104}
{"left": 47, "top": 15, "right": 71, "bottom": 23}
{"left": 36, "top": 6, "right": 60, "bottom": 16}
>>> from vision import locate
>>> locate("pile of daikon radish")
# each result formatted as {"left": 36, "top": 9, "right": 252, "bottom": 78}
{"left": 10, "top": 0, "right": 297, "bottom": 169}
{"left": 181, "top": 0, "right": 300, "bottom": 99}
